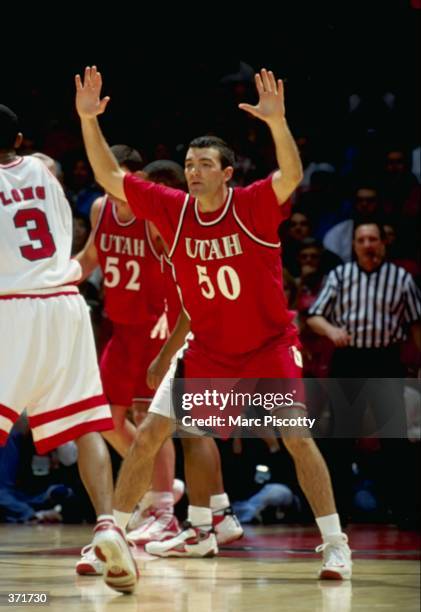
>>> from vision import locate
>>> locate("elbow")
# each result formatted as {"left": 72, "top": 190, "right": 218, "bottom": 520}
{"left": 306, "top": 315, "right": 315, "bottom": 329}
{"left": 291, "top": 166, "right": 304, "bottom": 187}
{"left": 284, "top": 172, "right": 303, "bottom": 198}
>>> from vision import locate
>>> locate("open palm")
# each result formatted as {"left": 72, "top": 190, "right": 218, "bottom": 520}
{"left": 75, "top": 66, "right": 110, "bottom": 119}
{"left": 239, "top": 68, "right": 285, "bottom": 124}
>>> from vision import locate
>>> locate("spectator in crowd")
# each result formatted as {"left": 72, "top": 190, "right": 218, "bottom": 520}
{"left": 381, "top": 146, "right": 420, "bottom": 220}
{"left": 282, "top": 211, "right": 342, "bottom": 278}
{"left": 71, "top": 214, "right": 91, "bottom": 255}
{"left": 64, "top": 156, "right": 102, "bottom": 218}
{"left": 295, "top": 239, "right": 334, "bottom": 378}
{"left": 323, "top": 183, "right": 380, "bottom": 262}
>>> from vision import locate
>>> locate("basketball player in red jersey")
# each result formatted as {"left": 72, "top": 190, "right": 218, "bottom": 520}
{"left": 75, "top": 66, "right": 352, "bottom": 579}
{"left": 0, "top": 104, "right": 138, "bottom": 593}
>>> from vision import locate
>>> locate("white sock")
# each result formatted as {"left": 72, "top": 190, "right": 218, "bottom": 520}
{"left": 137, "top": 490, "right": 154, "bottom": 514}
{"left": 210, "top": 493, "right": 230, "bottom": 514}
{"left": 187, "top": 505, "right": 212, "bottom": 530}
{"left": 150, "top": 491, "right": 174, "bottom": 513}
{"left": 96, "top": 514, "right": 115, "bottom": 524}
{"left": 316, "top": 513, "right": 342, "bottom": 540}
{"left": 113, "top": 510, "right": 132, "bottom": 531}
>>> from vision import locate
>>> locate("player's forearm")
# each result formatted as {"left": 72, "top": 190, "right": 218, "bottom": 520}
{"left": 269, "top": 118, "right": 303, "bottom": 191}
{"left": 80, "top": 117, "right": 125, "bottom": 199}
{"left": 75, "top": 250, "right": 99, "bottom": 281}
{"left": 159, "top": 311, "right": 191, "bottom": 361}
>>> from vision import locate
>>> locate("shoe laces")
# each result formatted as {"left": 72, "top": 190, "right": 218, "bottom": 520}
{"left": 181, "top": 520, "right": 215, "bottom": 535}
{"left": 316, "top": 534, "right": 350, "bottom": 562}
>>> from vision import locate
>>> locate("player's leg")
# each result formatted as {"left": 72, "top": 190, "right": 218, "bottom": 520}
{"left": 276, "top": 343, "right": 352, "bottom": 580}
{"left": 143, "top": 358, "right": 241, "bottom": 558}
{"left": 206, "top": 437, "right": 244, "bottom": 545}
{"left": 127, "top": 401, "right": 180, "bottom": 544}
{"left": 99, "top": 326, "right": 140, "bottom": 456}
{"left": 25, "top": 293, "right": 138, "bottom": 592}
{"left": 102, "top": 404, "right": 136, "bottom": 457}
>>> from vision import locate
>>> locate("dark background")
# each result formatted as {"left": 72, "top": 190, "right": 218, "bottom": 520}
{"left": 1, "top": 2, "right": 419, "bottom": 164}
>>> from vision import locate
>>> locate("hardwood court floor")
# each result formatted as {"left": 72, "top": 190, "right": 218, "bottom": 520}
{"left": 0, "top": 523, "right": 419, "bottom": 611}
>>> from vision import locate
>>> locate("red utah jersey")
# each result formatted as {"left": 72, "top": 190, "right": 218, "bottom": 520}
{"left": 124, "top": 175, "right": 296, "bottom": 359}
{"left": 94, "top": 196, "right": 164, "bottom": 325}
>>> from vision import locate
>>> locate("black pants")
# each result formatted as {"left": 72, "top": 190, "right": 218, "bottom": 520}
{"left": 323, "top": 345, "right": 416, "bottom": 524}
{"left": 328, "top": 346, "right": 407, "bottom": 437}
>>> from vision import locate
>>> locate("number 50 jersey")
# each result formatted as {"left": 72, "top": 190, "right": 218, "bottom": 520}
{"left": 0, "top": 156, "right": 81, "bottom": 294}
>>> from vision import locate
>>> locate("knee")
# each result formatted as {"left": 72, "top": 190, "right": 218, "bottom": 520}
{"left": 282, "top": 435, "right": 314, "bottom": 457}
{"left": 110, "top": 406, "right": 128, "bottom": 432}
{"left": 132, "top": 402, "right": 149, "bottom": 427}
{"left": 181, "top": 436, "right": 215, "bottom": 459}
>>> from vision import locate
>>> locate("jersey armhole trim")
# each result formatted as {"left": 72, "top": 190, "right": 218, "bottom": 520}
{"left": 168, "top": 193, "right": 190, "bottom": 258}
{"left": 92, "top": 195, "right": 107, "bottom": 239}
{"left": 232, "top": 203, "right": 281, "bottom": 248}
{"left": 145, "top": 220, "right": 162, "bottom": 262}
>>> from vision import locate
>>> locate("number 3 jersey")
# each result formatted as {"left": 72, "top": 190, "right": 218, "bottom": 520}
{"left": 124, "top": 174, "right": 296, "bottom": 359}
{"left": 93, "top": 196, "right": 165, "bottom": 325}
{"left": 0, "top": 156, "right": 81, "bottom": 294}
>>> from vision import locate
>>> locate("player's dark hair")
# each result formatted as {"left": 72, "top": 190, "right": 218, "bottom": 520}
{"left": 143, "top": 159, "right": 187, "bottom": 190}
{"left": 0, "top": 105, "right": 19, "bottom": 149}
{"left": 111, "top": 144, "right": 143, "bottom": 172}
{"left": 188, "top": 136, "right": 235, "bottom": 169}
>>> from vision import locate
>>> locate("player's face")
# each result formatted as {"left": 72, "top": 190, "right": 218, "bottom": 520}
{"left": 353, "top": 224, "right": 385, "bottom": 270}
{"left": 184, "top": 147, "right": 232, "bottom": 197}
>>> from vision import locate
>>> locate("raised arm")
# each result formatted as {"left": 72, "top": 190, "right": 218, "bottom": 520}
{"left": 75, "top": 66, "right": 126, "bottom": 201}
{"left": 239, "top": 68, "right": 303, "bottom": 204}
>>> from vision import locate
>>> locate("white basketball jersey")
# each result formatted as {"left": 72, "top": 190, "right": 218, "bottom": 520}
{"left": 0, "top": 156, "right": 81, "bottom": 293}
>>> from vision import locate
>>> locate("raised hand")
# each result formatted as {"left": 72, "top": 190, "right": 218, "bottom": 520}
{"left": 75, "top": 66, "right": 110, "bottom": 119}
{"left": 238, "top": 68, "right": 285, "bottom": 124}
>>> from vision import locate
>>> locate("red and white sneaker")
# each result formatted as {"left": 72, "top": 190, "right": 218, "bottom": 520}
{"left": 92, "top": 521, "right": 139, "bottom": 593}
{"left": 316, "top": 534, "right": 352, "bottom": 580}
{"left": 76, "top": 544, "right": 104, "bottom": 576}
{"left": 145, "top": 521, "right": 218, "bottom": 558}
{"left": 128, "top": 512, "right": 180, "bottom": 546}
{"left": 127, "top": 479, "right": 185, "bottom": 532}
{"left": 213, "top": 507, "right": 244, "bottom": 545}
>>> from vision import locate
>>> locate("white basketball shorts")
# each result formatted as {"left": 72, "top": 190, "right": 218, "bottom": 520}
{"left": 0, "top": 287, "right": 112, "bottom": 453}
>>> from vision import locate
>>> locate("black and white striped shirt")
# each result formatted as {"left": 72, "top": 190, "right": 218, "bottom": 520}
{"left": 308, "top": 261, "right": 421, "bottom": 348}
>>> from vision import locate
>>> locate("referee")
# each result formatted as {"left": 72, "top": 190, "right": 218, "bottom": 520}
{"left": 307, "top": 220, "right": 421, "bottom": 525}
{"left": 307, "top": 220, "right": 420, "bottom": 381}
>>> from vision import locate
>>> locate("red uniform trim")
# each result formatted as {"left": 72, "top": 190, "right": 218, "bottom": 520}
{"left": 34, "top": 417, "right": 114, "bottom": 454}
{"left": 0, "top": 430, "right": 10, "bottom": 446}
{"left": 0, "top": 157, "right": 24, "bottom": 169}
{"left": 29, "top": 394, "right": 108, "bottom": 427}
{"left": 0, "top": 403, "right": 19, "bottom": 423}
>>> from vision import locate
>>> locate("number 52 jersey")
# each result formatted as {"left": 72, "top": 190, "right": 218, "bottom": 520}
{"left": 0, "top": 156, "right": 81, "bottom": 294}
{"left": 93, "top": 196, "right": 165, "bottom": 325}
